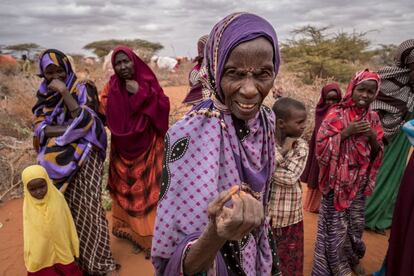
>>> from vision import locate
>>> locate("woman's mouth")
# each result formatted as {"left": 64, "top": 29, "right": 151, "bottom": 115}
{"left": 358, "top": 100, "right": 367, "bottom": 106}
{"left": 236, "top": 101, "right": 257, "bottom": 111}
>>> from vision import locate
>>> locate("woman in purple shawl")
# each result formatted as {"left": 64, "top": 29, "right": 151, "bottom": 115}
{"left": 152, "top": 13, "right": 281, "bottom": 275}
{"left": 32, "top": 49, "right": 117, "bottom": 275}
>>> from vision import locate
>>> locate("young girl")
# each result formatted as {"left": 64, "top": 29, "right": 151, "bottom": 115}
{"left": 301, "top": 83, "right": 342, "bottom": 213}
{"left": 312, "top": 70, "right": 384, "bottom": 276}
{"left": 22, "top": 165, "right": 82, "bottom": 276}
{"left": 32, "top": 49, "right": 117, "bottom": 274}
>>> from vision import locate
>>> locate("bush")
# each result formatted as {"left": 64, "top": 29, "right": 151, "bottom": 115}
{"left": 281, "top": 25, "right": 373, "bottom": 83}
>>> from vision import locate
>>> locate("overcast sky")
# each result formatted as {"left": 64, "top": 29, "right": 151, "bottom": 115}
{"left": 1, "top": 0, "right": 413, "bottom": 58}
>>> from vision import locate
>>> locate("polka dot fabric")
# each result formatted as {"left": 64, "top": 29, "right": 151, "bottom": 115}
{"left": 152, "top": 101, "right": 277, "bottom": 275}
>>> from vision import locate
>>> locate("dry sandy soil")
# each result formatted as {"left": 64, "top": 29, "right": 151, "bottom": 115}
{"left": 0, "top": 188, "right": 389, "bottom": 276}
{"left": 0, "top": 86, "right": 389, "bottom": 275}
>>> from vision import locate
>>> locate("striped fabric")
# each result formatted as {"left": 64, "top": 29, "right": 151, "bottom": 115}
{"left": 371, "top": 39, "right": 414, "bottom": 143}
{"left": 64, "top": 150, "right": 117, "bottom": 274}
{"left": 312, "top": 188, "right": 366, "bottom": 276}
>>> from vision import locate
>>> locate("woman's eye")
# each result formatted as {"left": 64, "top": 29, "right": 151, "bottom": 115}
{"left": 225, "top": 69, "right": 241, "bottom": 77}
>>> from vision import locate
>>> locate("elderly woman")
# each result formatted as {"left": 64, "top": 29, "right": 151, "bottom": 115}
{"left": 182, "top": 34, "right": 209, "bottom": 105}
{"left": 99, "top": 46, "right": 170, "bottom": 258}
{"left": 152, "top": 13, "right": 281, "bottom": 275}
{"left": 365, "top": 39, "right": 414, "bottom": 233}
{"left": 32, "top": 49, "right": 117, "bottom": 275}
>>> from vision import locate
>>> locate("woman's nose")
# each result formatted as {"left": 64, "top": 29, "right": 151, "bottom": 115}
{"left": 239, "top": 77, "right": 258, "bottom": 98}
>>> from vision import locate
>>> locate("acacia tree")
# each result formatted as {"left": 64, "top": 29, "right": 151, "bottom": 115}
{"left": 83, "top": 39, "right": 163, "bottom": 62}
{"left": 5, "top": 43, "right": 42, "bottom": 57}
{"left": 281, "top": 26, "right": 372, "bottom": 83}
{"left": 369, "top": 44, "right": 398, "bottom": 67}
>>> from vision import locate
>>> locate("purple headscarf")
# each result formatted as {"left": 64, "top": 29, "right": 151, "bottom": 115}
{"left": 152, "top": 13, "right": 280, "bottom": 275}
{"left": 32, "top": 49, "right": 107, "bottom": 190}
{"left": 204, "top": 13, "right": 280, "bottom": 103}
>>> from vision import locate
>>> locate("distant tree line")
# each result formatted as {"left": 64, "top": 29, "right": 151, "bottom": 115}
{"left": 281, "top": 25, "right": 397, "bottom": 83}
{"left": 83, "top": 39, "right": 164, "bottom": 60}
{"left": 3, "top": 31, "right": 399, "bottom": 83}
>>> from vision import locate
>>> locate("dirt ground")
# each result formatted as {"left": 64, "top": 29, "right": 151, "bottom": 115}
{"left": 0, "top": 86, "right": 389, "bottom": 275}
{"left": 0, "top": 186, "right": 389, "bottom": 276}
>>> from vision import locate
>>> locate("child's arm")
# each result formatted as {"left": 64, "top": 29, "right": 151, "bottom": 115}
{"left": 363, "top": 127, "right": 381, "bottom": 160}
{"left": 273, "top": 140, "right": 309, "bottom": 187}
{"left": 341, "top": 120, "right": 371, "bottom": 141}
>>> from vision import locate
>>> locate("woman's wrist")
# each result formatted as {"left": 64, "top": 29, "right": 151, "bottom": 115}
{"left": 202, "top": 220, "right": 226, "bottom": 244}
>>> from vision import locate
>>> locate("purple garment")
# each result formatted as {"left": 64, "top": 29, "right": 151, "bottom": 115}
{"left": 162, "top": 232, "right": 228, "bottom": 276}
{"left": 386, "top": 119, "right": 414, "bottom": 276}
{"left": 152, "top": 13, "right": 280, "bottom": 276}
{"left": 32, "top": 49, "right": 106, "bottom": 186}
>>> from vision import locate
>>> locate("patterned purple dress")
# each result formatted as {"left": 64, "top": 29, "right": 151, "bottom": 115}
{"left": 152, "top": 12, "right": 281, "bottom": 276}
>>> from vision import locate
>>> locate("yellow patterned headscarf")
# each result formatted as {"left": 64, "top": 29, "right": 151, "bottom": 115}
{"left": 22, "top": 165, "right": 79, "bottom": 272}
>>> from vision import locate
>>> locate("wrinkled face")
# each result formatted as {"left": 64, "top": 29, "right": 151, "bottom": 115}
{"left": 281, "top": 109, "right": 307, "bottom": 138}
{"left": 325, "top": 90, "right": 340, "bottom": 106}
{"left": 27, "top": 178, "right": 48, "bottom": 200}
{"left": 114, "top": 52, "right": 134, "bottom": 80}
{"left": 408, "top": 63, "right": 414, "bottom": 84}
{"left": 44, "top": 64, "right": 66, "bottom": 83}
{"left": 352, "top": 80, "right": 377, "bottom": 108}
{"left": 221, "top": 37, "right": 275, "bottom": 121}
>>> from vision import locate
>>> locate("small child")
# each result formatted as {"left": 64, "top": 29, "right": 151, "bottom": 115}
{"left": 22, "top": 165, "right": 82, "bottom": 276}
{"left": 301, "top": 83, "right": 342, "bottom": 213}
{"left": 269, "top": 97, "right": 309, "bottom": 276}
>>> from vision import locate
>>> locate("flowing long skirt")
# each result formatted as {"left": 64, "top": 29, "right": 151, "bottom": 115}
{"left": 109, "top": 135, "right": 164, "bottom": 251}
{"left": 65, "top": 150, "right": 117, "bottom": 275}
{"left": 273, "top": 221, "right": 304, "bottom": 276}
{"left": 312, "top": 189, "right": 366, "bottom": 276}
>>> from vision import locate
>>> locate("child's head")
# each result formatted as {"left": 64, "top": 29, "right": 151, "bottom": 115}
{"left": 272, "top": 97, "right": 307, "bottom": 138}
{"left": 352, "top": 79, "right": 377, "bottom": 108}
{"left": 27, "top": 179, "right": 48, "bottom": 200}
{"left": 22, "top": 165, "right": 50, "bottom": 200}
{"left": 325, "top": 90, "right": 341, "bottom": 106}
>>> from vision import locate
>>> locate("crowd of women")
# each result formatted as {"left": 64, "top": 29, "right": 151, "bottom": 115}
{"left": 21, "top": 11, "right": 414, "bottom": 276}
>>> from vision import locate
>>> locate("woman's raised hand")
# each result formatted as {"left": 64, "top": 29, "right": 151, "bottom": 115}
{"left": 208, "top": 186, "right": 264, "bottom": 241}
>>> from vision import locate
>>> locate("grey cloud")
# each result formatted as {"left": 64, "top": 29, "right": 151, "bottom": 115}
{"left": 1, "top": 0, "right": 413, "bottom": 58}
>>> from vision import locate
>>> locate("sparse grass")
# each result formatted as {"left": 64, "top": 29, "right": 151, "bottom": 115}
{"left": 0, "top": 58, "right": 352, "bottom": 201}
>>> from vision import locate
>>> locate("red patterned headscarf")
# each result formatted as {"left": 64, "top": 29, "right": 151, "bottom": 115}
{"left": 316, "top": 69, "right": 384, "bottom": 211}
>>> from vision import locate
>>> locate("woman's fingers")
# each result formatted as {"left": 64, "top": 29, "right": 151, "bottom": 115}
{"left": 237, "top": 192, "right": 263, "bottom": 237}
{"left": 208, "top": 186, "right": 238, "bottom": 217}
